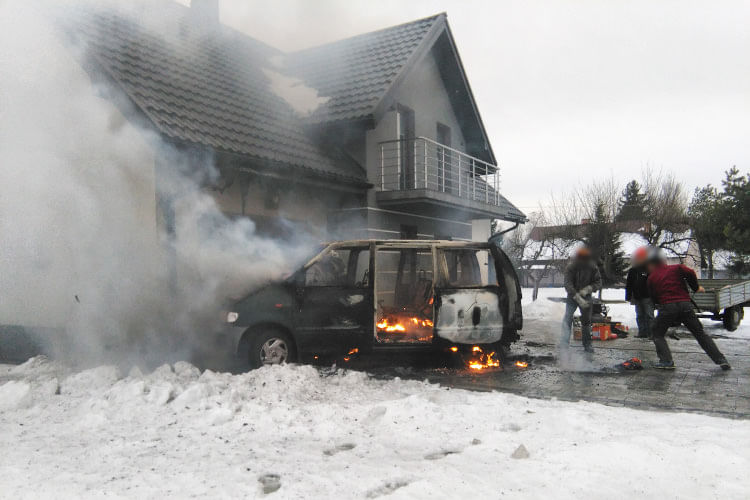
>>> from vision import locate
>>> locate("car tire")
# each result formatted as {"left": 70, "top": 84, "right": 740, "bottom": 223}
{"left": 722, "top": 307, "right": 741, "bottom": 332}
{"left": 247, "top": 327, "right": 297, "bottom": 369}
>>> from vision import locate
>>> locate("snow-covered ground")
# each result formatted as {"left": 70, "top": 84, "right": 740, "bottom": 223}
{"left": 522, "top": 287, "right": 750, "bottom": 339}
{"left": 1, "top": 356, "right": 750, "bottom": 499}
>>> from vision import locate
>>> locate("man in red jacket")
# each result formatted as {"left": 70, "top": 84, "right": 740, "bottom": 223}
{"left": 646, "top": 252, "right": 730, "bottom": 370}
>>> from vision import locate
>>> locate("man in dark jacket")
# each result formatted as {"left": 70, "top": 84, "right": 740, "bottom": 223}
{"left": 646, "top": 252, "right": 730, "bottom": 370}
{"left": 561, "top": 246, "right": 603, "bottom": 353}
{"left": 625, "top": 246, "right": 653, "bottom": 339}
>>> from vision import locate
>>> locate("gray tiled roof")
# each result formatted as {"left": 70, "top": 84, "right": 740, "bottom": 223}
{"left": 285, "top": 14, "right": 444, "bottom": 123}
{"left": 62, "top": 3, "right": 524, "bottom": 222}
{"left": 65, "top": 2, "right": 367, "bottom": 184}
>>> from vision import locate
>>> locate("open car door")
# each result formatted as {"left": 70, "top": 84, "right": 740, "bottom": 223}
{"left": 434, "top": 239, "right": 522, "bottom": 347}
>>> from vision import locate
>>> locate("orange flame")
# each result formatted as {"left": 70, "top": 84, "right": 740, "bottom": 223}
{"left": 468, "top": 346, "right": 500, "bottom": 370}
{"left": 515, "top": 360, "right": 528, "bottom": 368}
{"left": 342, "top": 347, "right": 359, "bottom": 362}
{"left": 376, "top": 318, "right": 406, "bottom": 332}
{"left": 377, "top": 317, "right": 432, "bottom": 332}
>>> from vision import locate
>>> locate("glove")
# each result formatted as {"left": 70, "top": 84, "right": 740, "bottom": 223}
{"left": 574, "top": 293, "right": 589, "bottom": 308}
{"left": 579, "top": 285, "right": 593, "bottom": 297}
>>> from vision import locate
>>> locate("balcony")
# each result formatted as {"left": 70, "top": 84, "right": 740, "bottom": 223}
{"left": 377, "top": 137, "right": 523, "bottom": 221}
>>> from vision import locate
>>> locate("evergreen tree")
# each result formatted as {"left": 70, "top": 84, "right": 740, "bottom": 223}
{"left": 584, "top": 201, "right": 627, "bottom": 286}
{"left": 688, "top": 185, "right": 727, "bottom": 278}
{"left": 722, "top": 167, "right": 750, "bottom": 274}
{"left": 617, "top": 179, "right": 647, "bottom": 222}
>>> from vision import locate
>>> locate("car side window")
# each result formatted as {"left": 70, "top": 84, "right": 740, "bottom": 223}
{"left": 442, "top": 249, "right": 495, "bottom": 287}
{"left": 305, "top": 250, "right": 351, "bottom": 286}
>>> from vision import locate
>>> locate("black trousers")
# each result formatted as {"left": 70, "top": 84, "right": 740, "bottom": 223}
{"left": 652, "top": 301, "right": 725, "bottom": 364}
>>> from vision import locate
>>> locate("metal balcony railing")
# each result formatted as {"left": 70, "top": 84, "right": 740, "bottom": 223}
{"left": 379, "top": 137, "right": 502, "bottom": 206}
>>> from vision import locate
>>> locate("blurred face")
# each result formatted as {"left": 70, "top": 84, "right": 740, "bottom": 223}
{"left": 575, "top": 248, "right": 592, "bottom": 261}
{"left": 632, "top": 248, "right": 649, "bottom": 267}
{"left": 646, "top": 261, "right": 657, "bottom": 273}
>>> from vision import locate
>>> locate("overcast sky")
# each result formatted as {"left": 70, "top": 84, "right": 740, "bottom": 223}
{"left": 182, "top": 0, "right": 749, "bottom": 211}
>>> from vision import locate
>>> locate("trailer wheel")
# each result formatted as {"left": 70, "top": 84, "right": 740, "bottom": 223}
{"left": 722, "top": 307, "right": 742, "bottom": 332}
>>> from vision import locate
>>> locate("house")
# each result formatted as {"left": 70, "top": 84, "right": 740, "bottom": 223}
{"left": 63, "top": 0, "right": 525, "bottom": 245}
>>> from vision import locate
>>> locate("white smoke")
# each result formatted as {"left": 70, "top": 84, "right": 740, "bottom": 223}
{"left": 0, "top": 0, "right": 315, "bottom": 368}
{"left": 262, "top": 67, "right": 330, "bottom": 116}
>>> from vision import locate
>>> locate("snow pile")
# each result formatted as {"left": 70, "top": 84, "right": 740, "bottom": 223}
{"left": 1, "top": 357, "right": 749, "bottom": 498}
{"left": 521, "top": 289, "right": 566, "bottom": 321}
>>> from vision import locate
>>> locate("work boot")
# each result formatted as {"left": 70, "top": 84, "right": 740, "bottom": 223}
{"left": 583, "top": 345, "right": 594, "bottom": 353}
{"left": 654, "top": 361, "right": 675, "bottom": 370}
{"left": 718, "top": 359, "right": 732, "bottom": 371}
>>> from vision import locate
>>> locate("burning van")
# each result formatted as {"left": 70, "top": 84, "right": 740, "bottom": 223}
{"left": 225, "top": 236, "right": 522, "bottom": 368}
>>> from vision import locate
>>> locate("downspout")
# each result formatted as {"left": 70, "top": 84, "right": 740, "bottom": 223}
{"left": 488, "top": 221, "right": 520, "bottom": 246}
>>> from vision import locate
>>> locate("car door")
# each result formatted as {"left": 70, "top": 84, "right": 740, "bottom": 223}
{"left": 293, "top": 246, "right": 373, "bottom": 355}
{"left": 434, "top": 247, "right": 505, "bottom": 344}
{"left": 434, "top": 243, "right": 523, "bottom": 346}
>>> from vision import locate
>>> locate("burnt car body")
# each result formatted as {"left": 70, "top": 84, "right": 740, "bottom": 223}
{"left": 225, "top": 237, "right": 523, "bottom": 368}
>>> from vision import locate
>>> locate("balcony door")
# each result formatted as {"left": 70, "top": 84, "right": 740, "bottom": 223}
{"left": 436, "top": 123, "right": 452, "bottom": 194}
{"left": 397, "top": 104, "right": 415, "bottom": 190}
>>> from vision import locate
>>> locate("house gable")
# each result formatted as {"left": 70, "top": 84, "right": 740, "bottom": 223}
{"left": 286, "top": 14, "right": 496, "bottom": 165}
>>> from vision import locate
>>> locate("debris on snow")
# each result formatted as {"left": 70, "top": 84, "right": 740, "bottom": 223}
{"left": 512, "top": 444, "right": 530, "bottom": 459}
{"left": 323, "top": 443, "right": 356, "bottom": 456}
{"left": 258, "top": 473, "right": 281, "bottom": 494}
{"left": 365, "top": 479, "right": 410, "bottom": 498}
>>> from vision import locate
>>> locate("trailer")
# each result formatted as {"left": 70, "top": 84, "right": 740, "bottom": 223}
{"left": 693, "top": 279, "right": 750, "bottom": 331}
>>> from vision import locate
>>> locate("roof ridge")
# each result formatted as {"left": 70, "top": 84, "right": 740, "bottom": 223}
{"left": 289, "top": 12, "right": 446, "bottom": 55}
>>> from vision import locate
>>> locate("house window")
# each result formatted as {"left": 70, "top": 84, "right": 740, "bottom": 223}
{"left": 436, "top": 123, "right": 452, "bottom": 193}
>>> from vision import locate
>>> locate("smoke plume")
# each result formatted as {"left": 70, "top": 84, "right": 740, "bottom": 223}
{"left": 0, "top": 0, "right": 315, "bottom": 369}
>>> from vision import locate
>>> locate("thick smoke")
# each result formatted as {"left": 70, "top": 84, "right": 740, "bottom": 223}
{"left": 0, "top": 1, "right": 315, "bottom": 369}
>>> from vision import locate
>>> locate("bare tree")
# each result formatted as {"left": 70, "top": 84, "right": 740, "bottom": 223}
{"left": 543, "top": 177, "right": 627, "bottom": 286}
{"left": 511, "top": 171, "right": 692, "bottom": 294}
{"left": 503, "top": 210, "right": 576, "bottom": 301}
{"left": 641, "top": 169, "right": 691, "bottom": 258}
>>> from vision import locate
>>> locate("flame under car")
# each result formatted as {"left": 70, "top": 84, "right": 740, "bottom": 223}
{"left": 226, "top": 238, "right": 523, "bottom": 369}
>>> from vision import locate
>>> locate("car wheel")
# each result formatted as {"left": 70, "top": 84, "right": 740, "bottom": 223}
{"left": 722, "top": 307, "right": 741, "bottom": 332}
{"left": 247, "top": 328, "right": 297, "bottom": 369}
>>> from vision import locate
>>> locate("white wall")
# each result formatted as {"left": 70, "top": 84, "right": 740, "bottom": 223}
{"left": 392, "top": 50, "right": 469, "bottom": 152}
{"left": 365, "top": 49, "right": 471, "bottom": 195}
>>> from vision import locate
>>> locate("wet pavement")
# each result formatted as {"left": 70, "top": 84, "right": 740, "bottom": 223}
{"left": 347, "top": 319, "right": 750, "bottom": 419}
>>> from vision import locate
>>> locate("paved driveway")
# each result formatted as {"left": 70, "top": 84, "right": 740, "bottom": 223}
{"left": 355, "top": 318, "right": 750, "bottom": 419}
